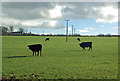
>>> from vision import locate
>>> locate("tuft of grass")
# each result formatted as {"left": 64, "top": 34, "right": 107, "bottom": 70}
{"left": 103, "top": 61, "right": 111, "bottom": 64}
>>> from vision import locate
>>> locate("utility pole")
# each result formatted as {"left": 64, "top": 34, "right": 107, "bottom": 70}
{"left": 65, "top": 19, "right": 70, "bottom": 42}
{"left": 74, "top": 28, "right": 75, "bottom": 35}
{"left": 72, "top": 25, "right": 73, "bottom": 36}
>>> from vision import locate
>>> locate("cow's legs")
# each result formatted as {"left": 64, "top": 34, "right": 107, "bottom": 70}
{"left": 37, "top": 51, "right": 39, "bottom": 56}
{"left": 89, "top": 47, "right": 90, "bottom": 51}
{"left": 35, "top": 51, "right": 36, "bottom": 56}
{"left": 84, "top": 48, "right": 86, "bottom": 51}
{"left": 33, "top": 51, "right": 34, "bottom": 56}
{"left": 40, "top": 51, "right": 42, "bottom": 56}
{"left": 82, "top": 47, "right": 85, "bottom": 51}
{"left": 89, "top": 45, "right": 92, "bottom": 51}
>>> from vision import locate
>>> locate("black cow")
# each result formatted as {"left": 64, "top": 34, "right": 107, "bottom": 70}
{"left": 77, "top": 38, "right": 80, "bottom": 41}
{"left": 79, "top": 42, "right": 92, "bottom": 51}
{"left": 45, "top": 38, "right": 49, "bottom": 41}
{"left": 28, "top": 44, "right": 42, "bottom": 56}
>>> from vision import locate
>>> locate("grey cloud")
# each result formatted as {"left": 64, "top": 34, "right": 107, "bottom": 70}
{"left": 62, "top": 2, "right": 118, "bottom": 20}
{"left": 3, "top": 2, "right": 117, "bottom": 20}
{"left": 1, "top": 2, "right": 118, "bottom": 29}
{"left": 2, "top": 2, "right": 54, "bottom": 9}
{"left": 2, "top": 2, "right": 55, "bottom": 20}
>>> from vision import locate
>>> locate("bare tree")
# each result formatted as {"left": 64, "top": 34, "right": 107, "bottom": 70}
{"left": 18, "top": 28, "right": 24, "bottom": 33}
{"left": 1, "top": 26, "right": 8, "bottom": 35}
{"left": 9, "top": 25, "right": 14, "bottom": 32}
{"left": 97, "top": 33, "right": 104, "bottom": 37}
{"left": 2, "top": 27, "right": 8, "bottom": 33}
{"left": 106, "top": 33, "right": 112, "bottom": 37}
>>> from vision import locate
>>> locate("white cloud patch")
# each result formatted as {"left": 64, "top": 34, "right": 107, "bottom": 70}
{"left": 111, "top": 32, "right": 118, "bottom": 35}
{"left": 78, "top": 29, "right": 89, "bottom": 32}
{"left": 80, "top": 33, "right": 97, "bottom": 35}
{"left": 49, "top": 5, "right": 62, "bottom": 19}
{"left": 49, "top": 21, "right": 57, "bottom": 27}
{"left": 95, "top": 6, "right": 118, "bottom": 23}
{"left": 21, "top": 19, "right": 43, "bottom": 26}
{"left": 85, "top": 27, "right": 95, "bottom": 30}
{"left": 13, "top": 29, "right": 18, "bottom": 32}
{"left": 68, "top": 27, "right": 72, "bottom": 31}
{"left": 77, "top": 27, "right": 95, "bottom": 33}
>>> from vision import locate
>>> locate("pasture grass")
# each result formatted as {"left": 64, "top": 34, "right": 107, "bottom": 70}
{"left": 2, "top": 36, "right": 118, "bottom": 79}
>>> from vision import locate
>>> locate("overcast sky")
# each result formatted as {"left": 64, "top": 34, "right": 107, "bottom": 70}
{"left": 1, "top": 2, "right": 119, "bottom": 35}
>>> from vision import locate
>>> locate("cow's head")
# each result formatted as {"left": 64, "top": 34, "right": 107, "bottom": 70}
{"left": 79, "top": 43, "right": 83, "bottom": 47}
{"left": 27, "top": 45, "right": 31, "bottom": 49}
{"left": 27, "top": 45, "right": 30, "bottom": 47}
{"left": 27, "top": 45, "right": 32, "bottom": 50}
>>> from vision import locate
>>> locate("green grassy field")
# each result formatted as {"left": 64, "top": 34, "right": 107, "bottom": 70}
{"left": 2, "top": 36, "right": 118, "bottom": 79}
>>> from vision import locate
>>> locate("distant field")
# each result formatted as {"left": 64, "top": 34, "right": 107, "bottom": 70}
{"left": 2, "top": 36, "right": 118, "bottom": 79}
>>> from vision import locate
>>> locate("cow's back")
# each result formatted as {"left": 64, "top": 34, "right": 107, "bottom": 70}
{"left": 45, "top": 38, "right": 49, "bottom": 41}
{"left": 29, "top": 44, "right": 42, "bottom": 51}
{"left": 80, "top": 42, "right": 92, "bottom": 47}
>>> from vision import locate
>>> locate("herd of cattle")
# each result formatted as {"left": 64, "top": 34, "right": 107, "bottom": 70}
{"left": 28, "top": 38, "right": 92, "bottom": 56}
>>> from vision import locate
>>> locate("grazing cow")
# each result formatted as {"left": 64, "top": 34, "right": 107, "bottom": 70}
{"left": 28, "top": 44, "right": 42, "bottom": 56}
{"left": 45, "top": 38, "right": 49, "bottom": 41}
{"left": 77, "top": 38, "right": 80, "bottom": 41}
{"left": 79, "top": 42, "right": 92, "bottom": 51}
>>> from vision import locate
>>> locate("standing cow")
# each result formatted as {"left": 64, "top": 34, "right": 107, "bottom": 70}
{"left": 77, "top": 38, "right": 80, "bottom": 41}
{"left": 45, "top": 38, "right": 49, "bottom": 41}
{"left": 28, "top": 44, "right": 42, "bottom": 56}
{"left": 79, "top": 42, "right": 92, "bottom": 51}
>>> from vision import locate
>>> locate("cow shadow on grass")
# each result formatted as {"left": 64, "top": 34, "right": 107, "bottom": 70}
{"left": 4, "top": 56, "right": 32, "bottom": 58}
{"left": 64, "top": 49, "right": 91, "bottom": 52}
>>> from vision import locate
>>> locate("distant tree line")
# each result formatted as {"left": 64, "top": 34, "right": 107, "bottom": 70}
{"left": 96, "top": 33, "right": 120, "bottom": 37}
{"left": 0, "top": 25, "right": 120, "bottom": 37}
{"left": 40, "top": 34, "right": 120, "bottom": 37}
